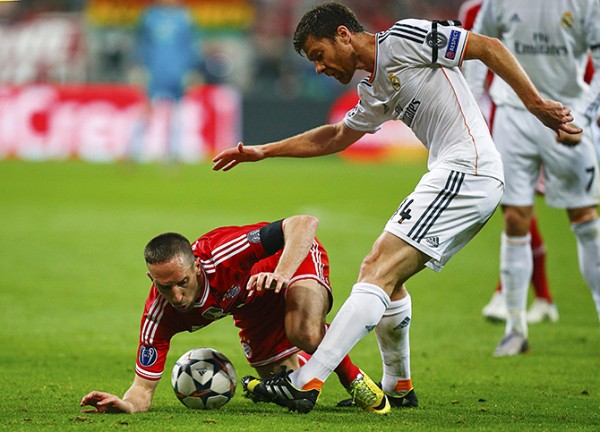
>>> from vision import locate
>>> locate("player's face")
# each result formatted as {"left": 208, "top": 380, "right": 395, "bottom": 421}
{"left": 304, "top": 33, "right": 356, "bottom": 85}
{"left": 146, "top": 255, "right": 201, "bottom": 313}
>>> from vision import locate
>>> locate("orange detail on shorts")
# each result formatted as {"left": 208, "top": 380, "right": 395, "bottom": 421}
{"left": 394, "top": 379, "right": 413, "bottom": 393}
{"left": 302, "top": 378, "right": 324, "bottom": 391}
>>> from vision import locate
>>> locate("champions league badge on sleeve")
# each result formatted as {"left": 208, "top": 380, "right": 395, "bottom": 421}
{"left": 139, "top": 345, "right": 158, "bottom": 367}
{"left": 445, "top": 30, "right": 461, "bottom": 60}
{"left": 247, "top": 229, "right": 260, "bottom": 244}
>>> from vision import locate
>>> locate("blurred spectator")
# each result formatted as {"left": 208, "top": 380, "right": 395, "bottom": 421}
{"left": 129, "top": 0, "right": 202, "bottom": 162}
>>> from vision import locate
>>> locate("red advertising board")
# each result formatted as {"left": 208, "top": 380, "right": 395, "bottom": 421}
{"left": 0, "top": 84, "right": 241, "bottom": 162}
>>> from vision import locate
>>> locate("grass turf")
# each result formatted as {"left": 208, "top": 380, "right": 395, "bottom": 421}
{"left": 0, "top": 158, "right": 599, "bottom": 431}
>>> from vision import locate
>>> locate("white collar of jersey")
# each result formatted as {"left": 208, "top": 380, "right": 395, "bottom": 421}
{"left": 193, "top": 267, "right": 211, "bottom": 308}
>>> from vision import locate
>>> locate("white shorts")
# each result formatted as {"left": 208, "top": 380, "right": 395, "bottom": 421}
{"left": 493, "top": 105, "right": 600, "bottom": 208}
{"left": 384, "top": 168, "right": 503, "bottom": 272}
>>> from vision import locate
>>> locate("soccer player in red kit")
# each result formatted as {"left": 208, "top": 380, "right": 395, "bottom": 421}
{"left": 80, "top": 215, "right": 383, "bottom": 413}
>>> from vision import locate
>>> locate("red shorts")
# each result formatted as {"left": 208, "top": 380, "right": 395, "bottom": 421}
{"left": 233, "top": 241, "right": 332, "bottom": 367}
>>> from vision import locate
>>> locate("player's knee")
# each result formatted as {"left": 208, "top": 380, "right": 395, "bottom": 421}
{"left": 503, "top": 207, "right": 531, "bottom": 235}
{"left": 359, "top": 250, "right": 382, "bottom": 276}
{"left": 288, "top": 326, "right": 323, "bottom": 353}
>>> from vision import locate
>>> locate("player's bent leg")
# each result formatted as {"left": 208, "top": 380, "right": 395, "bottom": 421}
{"left": 284, "top": 281, "right": 329, "bottom": 353}
{"left": 338, "top": 284, "right": 418, "bottom": 410}
{"left": 286, "top": 280, "right": 386, "bottom": 412}
{"left": 285, "top": 281, "right": 359, "bottom": 384}
{"left": 333, "top": 234, "right": 425, "bottom": 413}
{"left": 357, "top": 232, "right": 430, "bottom": 295}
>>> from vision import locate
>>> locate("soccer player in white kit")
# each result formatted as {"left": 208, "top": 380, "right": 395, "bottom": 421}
{"left": 213, "top": 2, "right": 579, "bottom": 413}
{"left": 465, "top": 0, "right": 600, "bottom": 357}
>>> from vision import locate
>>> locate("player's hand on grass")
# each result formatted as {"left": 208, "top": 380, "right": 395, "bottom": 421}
{"left": 555, "top": 126, "right": 582, "bottom": 147}
{"left": 528, "top": 99, "right": 582, "bottom": 137}
{"left": 80, "top": 391, "right": 133, "bottom": 414}
{"left": 246, "top": 272, "right": 289, "bottom": 293}
{"left": 213, "top": 142, "right": 265, "bottom": 171}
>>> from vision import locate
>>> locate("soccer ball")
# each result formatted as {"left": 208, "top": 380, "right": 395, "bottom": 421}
{"left": 171, "top": 347, "right": 237, "bottom": 409}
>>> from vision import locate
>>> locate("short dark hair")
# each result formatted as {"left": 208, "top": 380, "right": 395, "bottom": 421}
{"left": 144, "top": 232, "right": 194, "bottom": 266}
{"left": 293, "top": 2, "right": 365, "bottom": 55}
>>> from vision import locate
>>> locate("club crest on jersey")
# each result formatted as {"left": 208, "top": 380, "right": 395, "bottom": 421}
{"left": 224, "top": 285, "right": 241, "bottom": 300}
{"left": 426, "top": 31, "right": 447, "bottom": 49}
{"left": 241, "top": 341, "right": 253, "bottom": 359}
{"left": 139, "top": 345, "right": 158, "bottom": 367}
{"left": 247, "top": 229, "right": 260, "bottom": 244}
{"left": 444, "top": 30, "right": 461, "bottom": 59}
{"left": 388, "top": 72, "right": 401, "bottom": 91}
{"left": 560, "top": 12, "right": 574, "bottom": 29}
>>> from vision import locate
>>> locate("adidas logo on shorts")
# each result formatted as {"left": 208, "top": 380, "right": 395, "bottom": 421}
{"left": 424, "top": 236, "right": 440, "bottom": 248}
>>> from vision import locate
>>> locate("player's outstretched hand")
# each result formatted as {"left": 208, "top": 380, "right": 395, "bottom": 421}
{"left": 80, "top": 391, "right": 133, "bottom": 414}
{"left": 528, "top": 99, "right": 583, "bottom": 137}
{"left": 213, "top": 142, "right": 265, "bottom": 171}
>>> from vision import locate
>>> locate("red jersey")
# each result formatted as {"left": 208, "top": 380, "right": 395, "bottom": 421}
{"left": 135, "top": 222, "right": 330, "bottom": 380}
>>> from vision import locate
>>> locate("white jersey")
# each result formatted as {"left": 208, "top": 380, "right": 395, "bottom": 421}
{"left": 472, "top": 0, "right": 600, "bottom": 118}
{"left": 343, "top": 19, "right": 503, "bottom": 182}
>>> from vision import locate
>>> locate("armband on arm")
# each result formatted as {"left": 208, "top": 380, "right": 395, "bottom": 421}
{"left": 430, "top": 20, "right": 462, "bottom": 64}
{"left": 259, "top": 220, "right": 285, "bottom": 255}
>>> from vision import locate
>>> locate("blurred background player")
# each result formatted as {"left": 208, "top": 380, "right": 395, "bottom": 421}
{"left": 80, "top": 215, "right": 381, "bottom": 413}
{"left": 129, "top": 0, "right": 202, "bottom": 163}
{"left": 459, "top": 0, "right": 558, "bottom": 324}
{"left": 464, "top": 0, "right": 600, "bottom": 357}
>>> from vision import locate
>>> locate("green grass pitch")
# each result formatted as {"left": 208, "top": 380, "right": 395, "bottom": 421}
{"left": 0, "top": 158, "right": 599, "bottom": 431}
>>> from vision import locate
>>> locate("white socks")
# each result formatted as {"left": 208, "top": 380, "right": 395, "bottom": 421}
{"left": 376, "top": 294, "right": 412, "bottom": 395}
{"left": 501, "top": 232, "right": 532, "bottom": 337}
{"left": 572, "top": 218, "right": 600, "bottom": 321}
{"left": 291, "top": 282, "right": 390, "bottom": 389}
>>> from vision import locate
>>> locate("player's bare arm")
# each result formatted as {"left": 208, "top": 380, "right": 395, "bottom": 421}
{"left": 248, "top": 215, "right": 320, "bottom": 293}
{"left": 80, "top": 375, "right": 158, "bottom": 414}
{"left": 464, "top": 32, "right": 582, "bottom": 136}
{"left": 212, "top": 122, "right": 365, "bottom": 171}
